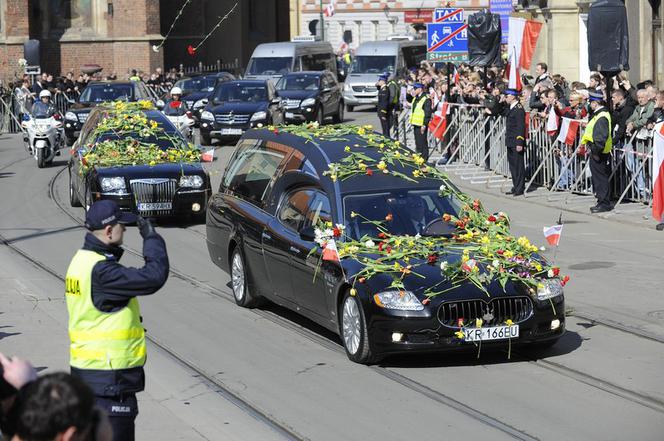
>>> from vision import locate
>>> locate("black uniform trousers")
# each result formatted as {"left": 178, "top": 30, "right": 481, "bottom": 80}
{"left": 507, "top": 146, "right": 525, "bottom": 195}
{"left": 96, "top": 394, "right": 139, "bottom": 441}
{"left": 379, "top": 109, "right": 392, "bottom": 137}
{"left": 590, "top": 152, "right": 612, "bottom": 208}
{"left": 413, "top": 125, "right": 429, "bottom": 161}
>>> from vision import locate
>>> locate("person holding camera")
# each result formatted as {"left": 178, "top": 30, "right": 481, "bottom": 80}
{"left": 65, "top": 200, "right": 169, "bottom": 441}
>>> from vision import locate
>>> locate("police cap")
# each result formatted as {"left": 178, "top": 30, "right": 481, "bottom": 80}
{"left": 85, "top": 200, "right": 138, "bottom": 230}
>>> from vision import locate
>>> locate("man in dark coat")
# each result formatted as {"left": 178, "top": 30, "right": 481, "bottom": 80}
{"left": 503, "top": 89, "right": 527, "bottom": 196}
{"left": 376, "top": 74, "right": 391, "bottom": 137}
{"left": 611, "top": 89, "right": 635, "bottom": 144}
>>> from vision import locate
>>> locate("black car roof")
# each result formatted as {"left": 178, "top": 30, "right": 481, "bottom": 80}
{"left": 244, "top": 128, "right": 444, "bottom": 194}
{"left": 221, "top": 80, "right": 267, "bottom": 86}
{"left": 86, "top": 81, "right": 136, "bottom": 86}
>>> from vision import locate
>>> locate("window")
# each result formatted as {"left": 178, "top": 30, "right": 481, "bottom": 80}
{"left": 302, "top": 53, "right": 335, "bottom": 73}
{"left": 213, "top": 83, "right": 267, "bottom": 103}
{"left": 222, "top": 140, "right": 288, "bottom": 206}
{"left": 79, "top": 84, "right": 134, "bottom": 103}
{"left": 278, "top": 188, "right": 331, "bottom": 232}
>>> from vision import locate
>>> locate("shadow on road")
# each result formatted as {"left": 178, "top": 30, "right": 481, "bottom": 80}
{"left": 0, "top": 172, "right": 15, "bottom": 178}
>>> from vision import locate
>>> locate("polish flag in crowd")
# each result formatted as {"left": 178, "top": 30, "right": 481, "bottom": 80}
{"left": 322, "top": 240, "right": 340, "bottom": 262}
{"left": 453, "top": 66, "right": 460, "bottom": 85}
{"left": 652, "top": 122, "right": 664, "bottom": 222}
{"left": 505, "top": 49, "right": 522, "bottom": 91}
{"left": 324, "top": 0, "right": 335, "bottom": 17}
{"left": 546, "top": 106, "right": 559, "bottom": 136}
{"left": 429, "top": 102, "right": 450, "bottom": 140}
{"left": 508, "top": 17, "right": 543, "bottom": 71}
{"left": 556, "top": 117, "right": 580, "bottom": 146}
{"left": 543, "top": 224, "right": 564, "bottom": 247}
{"left": 201, "top": 148, "right": 215, "bottom": 162}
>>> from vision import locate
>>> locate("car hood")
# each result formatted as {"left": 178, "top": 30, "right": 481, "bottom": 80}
{"left": 207, "top": 102, "right": 267, "bottom": 114}
{"left": 95, "top": 162, "right": 207, "bottom": 180}
{"left": 70, "top": 103, "right": 97, "bottom": 111}
{"left": 277, "top": 90, "right": 318, "bottom": 100}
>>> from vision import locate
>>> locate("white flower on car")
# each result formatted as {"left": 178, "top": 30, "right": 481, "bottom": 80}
{"left": 547, "top": 269, "right": 554, "bottom": 278}
{"left": 365, "top": 240, "right": 375, "bottom": 248}
{"left": 440, "top": 261, "right": 449, "bottom": 271}
{"left": 492, "top": 259, "right": 500, "bottom": 268}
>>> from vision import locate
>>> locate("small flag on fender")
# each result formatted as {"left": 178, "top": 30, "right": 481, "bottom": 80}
{"left": 322, "top": 240, "right": 340, "bottom": 262}
{"left": 201, "top": 148, "right": 214, "bottom": 162}
{"left": 543, "top": 224, "right": 563, "bottom": 246}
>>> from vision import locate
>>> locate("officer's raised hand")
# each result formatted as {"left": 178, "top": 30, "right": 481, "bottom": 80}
{"left": 137, "top": 216, "right": 156, "bottom": 239}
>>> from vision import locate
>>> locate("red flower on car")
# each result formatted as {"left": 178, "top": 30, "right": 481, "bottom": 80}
{"left": 377, "top": 232, "right": 387, "bottom": 239}
{"left": 552, "top": 267, "right": 560, "bottom": 276}
{"left": 366, "top": 168, "right": 373, "bottom": 176}
{"left": 187, "top": 45, "right": 196, "bottom": 56}
{"left": 333, "top": 227, "right": 342, "bottom": 238}
{"left": 487, "top": 215, "right": 497, "bottom": 222}
{"left": 385, "top": 213, "right": 393, "bottom": 222}
{"left": 427, "top": 254, "right": 438, "bottom": 264}
{"left": 561, "top": 275, "right": 570, "bottom": 286}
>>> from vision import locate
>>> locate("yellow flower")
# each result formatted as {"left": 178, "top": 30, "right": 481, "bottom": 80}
{"left": 394, "top": 151, "right": 401, "bottom": 158}
{"left": 350, "top": 288, "right": 357, "bottom": 296}
{"left": 330, "top": 174, "right": 338, "bottom": 182}
{"left": 475, "top": 318, "right": 483, "bottom": 328}
{"left": 412, "top": 169, "right": 421, "bottom": 177}
{"left": 344, "top": 146, "right": 351, "bottom": 152}
{"left": 350, "top": 211, "right": 358, "bottom": 218}
{"left": 377, "top": 160, "right": 387, "bottom": 170}
{"left": 326, "top": 222, "right": 333, "bottom": 228}
{"left": 462, "top": 255, "right": 469, "bottom": 263}
{"left": 149, "top": 160, "right": 156, "bottom": 166}
{"left": 534, "top": 263, "right": 543, "bottom": 272}
{"left": 358, "top": 162, "right": 367, "bottom": 170}
{"left": 480, "top": 236, "right": 490, "bottom": 244}
{"left": 454, "top": 331, "right": 465, "bottom": 339}
{"left": 505, "top": 319, "right": 514, "bottom": 326}
{"left": 503, "top": 250, "right": 514, "bottom": 258}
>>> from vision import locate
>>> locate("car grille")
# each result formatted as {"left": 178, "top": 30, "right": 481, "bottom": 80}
{"left": 77, "top": 113, "right": 89, "bottom": 123}
{"left": 352, "top": 85, "right": 377, "bottom": 93}
{"left": 283, "top": 99, "right": 301, "bottom": 109}
{"left": 437, "top": 296, "right": 534, "bottom": 328}
{"left": 215, "top": 113, "right": 250, "bottom": 125}
{"left": 130, "top": 178, "right": 177, "bottom": 216}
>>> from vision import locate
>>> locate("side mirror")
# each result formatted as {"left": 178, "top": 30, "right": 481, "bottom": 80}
{"left": 156, "top": 99, "right": 165, "bottom": 109}
{"left": 271, "top": 98, "right": 281, "bottom": 105}
{"left": 299, "top": 225, "right": 316, "bottom": 242}
{"left": 321, "top": 87, "right": 332, "bottom": 93}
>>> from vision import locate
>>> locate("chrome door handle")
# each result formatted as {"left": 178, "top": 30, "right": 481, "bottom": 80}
{"left": 261, "top": 232, "right": 272, "bottom": 240}
{"left": 289, "top": 246, "right": 301, "bottom": 254}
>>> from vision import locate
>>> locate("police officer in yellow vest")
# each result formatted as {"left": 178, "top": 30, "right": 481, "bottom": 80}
{"left": 410, "top": 82, "right": 432, "bottom": 161}
{"left": 581, "top": 91, "right": 613, "bottom": 213}
{"left": 66, "top": 200, "right": 169, "bottom": 441}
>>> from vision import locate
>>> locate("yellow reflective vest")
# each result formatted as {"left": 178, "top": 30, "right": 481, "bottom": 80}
{"left": 410, "top": 94, "right": 428, "bottom": 126}
{"left": 581, "top": 110, "right": 613, "bottom": 154}
{"left": 65, "top": 250, "right": 146, "bottom": 370}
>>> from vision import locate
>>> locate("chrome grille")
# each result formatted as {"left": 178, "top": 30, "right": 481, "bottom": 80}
{"left": 130, "top": 178, "right": 176, "bottom": 217}
{"left": 352, "top": 85, "right": 377, "bottom": 93}
{"left": 283, "top": 99, "right": 301, "bottom": 109}
{"left": 437, "top": 297, "right": 533, "bottom": 328}
{"left": 77, "top": 113, "right": 89, "bottom": 123}
{"left": 214, "top": 113, "right": 250, "bottom": 125}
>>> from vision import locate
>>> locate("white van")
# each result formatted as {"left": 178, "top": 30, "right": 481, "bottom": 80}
{"left": 245, "top": 41, "right": 337, "bottom": 82}
{"left": 343, "top": 40, "right": 426, "bottom": 111}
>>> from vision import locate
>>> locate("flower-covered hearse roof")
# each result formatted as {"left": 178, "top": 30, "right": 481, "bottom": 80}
{"left": 254, "top": 122, "right": 569, "bottom": 305}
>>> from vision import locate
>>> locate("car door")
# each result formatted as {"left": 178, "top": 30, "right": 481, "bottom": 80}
{"left": 289, "top": 189, "right": 335, "bottom": 318}
{"left": 72, "top": 110, "right": 101, "bottom": 202}
{"left": 327, "top": 73, "right": 341, "bottom": 113}
{"left": 319, "top": 75, "right": 333, "bottom": 117}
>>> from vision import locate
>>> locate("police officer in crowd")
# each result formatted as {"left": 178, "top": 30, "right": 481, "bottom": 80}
{"left": 31, "top": 90, "right": 57, "bottom": 118}
{"left": 163, "top": 86, "right": 189, "bottom": 116}
{"left": 581, "top": 91, "right": 613, "bottom": 213}
{"left": 409, "top": 82, "right": 432, "bottom": 161}
{"left": 65, "top": 200, "right": 169, "bottom": 441}
{"left": 376, "top": 74, "right": 391, "bottom": 137}
{"left": 387, "top": 74, "right": 400, "bottom": 131}
{"left": 503, "top": 89, "right": 527, "bottom": 196}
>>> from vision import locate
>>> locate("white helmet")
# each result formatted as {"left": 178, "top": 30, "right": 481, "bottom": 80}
{"left": 39, "top": 89, "right": 52, "bottom": 99}
{"left": 170, "top": 87, "right": 182, "bottom": 96}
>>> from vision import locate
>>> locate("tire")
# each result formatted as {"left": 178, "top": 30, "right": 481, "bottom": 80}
{"left": 84, "top": 187, "right": 93, "bottom": 212}
{"left": 230, "top": 247, "right": 262, "bottom": 308}
{"left": 69, "top": 172, "right": 81, "bottom": 207}
{"left": 340, "top": 291, "right": 379, "bottom": 364}
{"left": 346, "top": 104, "right": 354, "bottom": 113}
{"left": 332, "top": 101, "right": 344, "bottom": 124}
{"left": 200, "top": 131, "right": 212, "bottom": 146}
{"left": 316, "top": 105, "right": 325, "bottom": 126}
{"left": 36, "top": 148, "right": 45, "bottom": 168}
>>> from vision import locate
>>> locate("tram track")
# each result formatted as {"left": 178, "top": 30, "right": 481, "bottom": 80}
{"left": 41, "top": 165, "right": 664, "bottom": 438}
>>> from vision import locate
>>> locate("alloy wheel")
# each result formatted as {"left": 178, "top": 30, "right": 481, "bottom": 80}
{"left": 342, "top": 296, "right": 361, "bottom": 355}
{"left": 231, "top": 251, "right": 245, "bottom": 301}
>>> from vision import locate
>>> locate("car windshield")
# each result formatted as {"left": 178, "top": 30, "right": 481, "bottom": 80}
{"left": 212, "top": 83, "right": 267, "bottom": 103}
{"left": 79, "top": 85, "right": 134, "bottom": 102}
{"left": 175, "top": 77, "right": 217, "bottom": 94}
{"left": 343, "top": 189, "right": 462, "bottom": 239}
{"left": 247, "top": 57, "right": 293, "bottom": 76}
{"left": 350, "top": 56, "right": 396, "bottom": 74}
{"left": 275, "top": 75, "right": 319, "bottom": 91}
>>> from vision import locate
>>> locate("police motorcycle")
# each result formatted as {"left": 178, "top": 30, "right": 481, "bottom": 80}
{"left": 162, "top": 87, "right": 195, "bottom": 141}
{"left": 21, "top": 90, "right": 65, "bottom": 168}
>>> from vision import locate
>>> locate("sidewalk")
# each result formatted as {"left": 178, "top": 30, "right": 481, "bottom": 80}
{"left": 0, "top": 243, "right": 283, "bottom": 441}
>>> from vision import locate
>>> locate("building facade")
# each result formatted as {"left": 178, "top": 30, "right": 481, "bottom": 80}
{"left": 294, "top": 0, "right": 663, "bottom": 86}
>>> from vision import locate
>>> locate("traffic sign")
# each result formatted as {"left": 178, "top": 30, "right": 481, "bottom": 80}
{"left": 433, "top": 8, "right": 464, "bottom": 23}
{"left": 427, "top": 22, "right": 468, "bottom": 53}
{"left": 427, "top": 52, "right": 469, "bottom": 63}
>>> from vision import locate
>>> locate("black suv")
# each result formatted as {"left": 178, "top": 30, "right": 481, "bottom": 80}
{"left": 173, "top": 72, "right": 236, "bottom": 125}
{"left": 275, "top": 71, "right": 344, "bottom": 125}
{"left": 64, "top": 81, "right": 159, "bottom": 146}
{"left": 199, "top": 80, "right": 284, "bottom": 145}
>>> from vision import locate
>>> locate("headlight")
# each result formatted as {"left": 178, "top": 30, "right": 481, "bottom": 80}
{"left": 373, "top": 290, "right": 424, "bottom": 311}
{"left": 301, "top": 98, "right": 316, "bottom": 107}
{"left": 537, "top": 279, "right": 564, "bottom": 301}
{"left": 250, "top": 111, "right": 267, "bottom": 121}
{"left": 100, "top": 177, "right": 126, "bottom": 192}
{"left": 194, "top": 99, "right": 208, "bottom": 109}
{"left": 65, "top": 111, "right": 77, "bottom": 121}
{"left": 201, "top": 111, "right": 214, "bottom": 121}
{"left": 344, "top": 83, "right": 351, "bottom": 91}
{"left": 179, "top": 175, "right": 204, "bottom": 188}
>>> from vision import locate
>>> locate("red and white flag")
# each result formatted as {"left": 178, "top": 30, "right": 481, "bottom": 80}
{"left": 453, "top": 66, "right": 460, "bottom": 85}
{"left": 201, "top": 148, "right": 214, "bottom": 162}
{"left": 324, "top": 0, "right": 335, "bottom": 17}
{"left": 508, "top": 17, "right": 543, "bottom": 71}
{"left": 556, "top": 117, "right": 580, "bottom": 145}
{"left": 506, "top": 49, "right": 522, "bottom": 91}
{"left": 546, "top": 106, "right": 559, "bottom": 136}
{"left": 428, "top": 102, "right": 449, "bottom": 140}
{"left": 652, "top": 122, "right": 664, "bottom": 222}
{"left": 543, "top": 224, "right": 563, "bottom": 247}
{"left": 322, "top": 239, "right": 340, "bottom": 262}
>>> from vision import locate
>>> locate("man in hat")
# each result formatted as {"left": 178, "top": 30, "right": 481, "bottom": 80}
{"left": 65, "top": 200, "right": 169, "bottom": 441}
{"left": 376, "top": 74, "right": 392, "bottom": 137}
{"left": 503, "top": 89, "right": 527, "bottom": 196}
{"left": 409, "top": 82, "right": 432, "bottom": 161}
{"left": 581, "top": 90, "right": 614, "bottom": 213}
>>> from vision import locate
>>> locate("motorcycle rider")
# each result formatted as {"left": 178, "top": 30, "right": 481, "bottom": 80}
{"left": 163, "top": 87, "right": 189, "bottom": 116}
{"left": 31, "top": 90, "right": 57, "bottom": 118}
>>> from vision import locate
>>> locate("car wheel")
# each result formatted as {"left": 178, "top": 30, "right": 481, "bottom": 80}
{"left": 340, "top": 291, "right": 378, "bottom": 364}
{"left": 346, "top": 104, "right": 354, "bottom": 113}
{"left": 230, "top": 247, "right": 261, "bottom": 308}
{"left": 332, "top": 101, "right": 344, "bottom": 124}
{"left": 316, "top": 105, "right": 324, "bottom": 126}
{"left": 69, "top": 171, "right": 81, "bottom": 207}
{"left": 200, "top": 131, "right": 212, "bottom": 146}
{"left": 84, "top": 187, "right": 93, "bottom": 212}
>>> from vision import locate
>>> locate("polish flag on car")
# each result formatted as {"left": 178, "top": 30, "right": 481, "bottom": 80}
{"left": 652, "top": 122, "right": 664, "bottom": 222}
{"left": 543, "top": 224, "right": 563, "bottom": 247}
{"left": 556, "top": 117, "right": 580, "bottom": 146}
{"left": 322, "top": 239, "right": 340, "bottom": 262}
{"left": 201, "top": 148, "right": 214, "bottom": 162}
{"left": 324, "top": 0, "right": 335, "bottom": 17}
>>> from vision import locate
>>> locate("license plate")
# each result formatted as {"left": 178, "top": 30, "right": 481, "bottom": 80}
{"left": 285, "top": 112, "right": 295, "bottom": 119}
{"left": 463, "top": 325, "right": 519, "bottom": 342}
{"left": 137, "top": 202, "right": 172, "bottom": 211}
{"left": 359, "top": 99, "right": 375, "bottom": 104}
{"left": 220, "top": 128, "right": 243, "bottom": 135}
